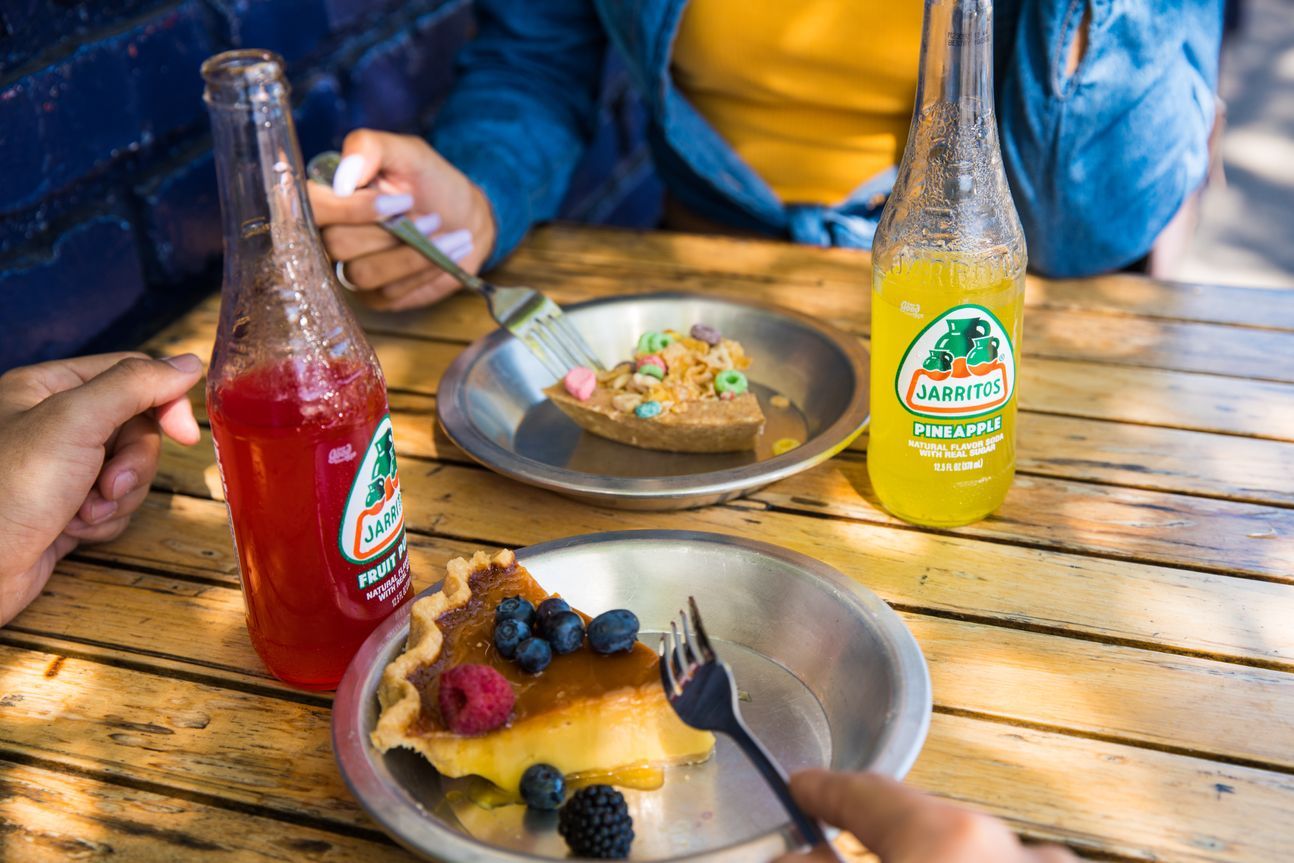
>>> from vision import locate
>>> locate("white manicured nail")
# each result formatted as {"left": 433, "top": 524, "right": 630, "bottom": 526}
{"left": 439, "top": 237, "right": 473, "bottom": 262}
{"left": 413, "top": 212, "right": 442, "bottom": 234}
{"left": 375, "top": 194, "right": 414, "bottom": 217}
{"left": 433, "top": 228, "right": 472, "bottom": 254}
{"left": 332, "top": 154, "right": 367, "bottom": 196}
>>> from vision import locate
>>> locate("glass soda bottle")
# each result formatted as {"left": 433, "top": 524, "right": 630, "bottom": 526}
{"left": 202, "top": 50, "right": 412, "bottom": 688}
{"left": 868, "top": 0, "right": 1027, "bottom": 527}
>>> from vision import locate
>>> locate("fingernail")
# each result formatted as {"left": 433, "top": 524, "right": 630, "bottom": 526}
{"left": 332, "top": 154, "right": 367, "bottom": 196}
{"left": 433, "top": 228, "right": 472, "bottom": 254}
{"left": 111, "top": 470, "right": 138, "bottom": 501}
{"left": 413, "top": 212, "right": 442, "bottom": 235}
{"left": 375, "top": 193, "right": 414, "bottom": 218}
{"left": 164, "top": 354, "right": 202, "bottom": 373}
{"left": 451, "top": 245, "right": 473, "bottom": 263}
{"left": 87, "top": 498, "right": 118, "bottom": 524}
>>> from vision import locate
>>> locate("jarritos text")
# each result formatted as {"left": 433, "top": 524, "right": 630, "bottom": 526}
{"left": 338, "top": 415, "right": 406, "bottom": 565}
{"left": 895, "top": 305, "right": 1016, "bottom": 420}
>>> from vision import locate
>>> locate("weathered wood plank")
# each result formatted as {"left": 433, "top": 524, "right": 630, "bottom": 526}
{"left": 912, "top": 712, "right": 1294, "bottom": 863}
{"left": 144, "top": 266, "right": 1294, "bottom": 442}
{"left": 0, "top": 641, "right": 1288, "bottom": 863}
{"left": 151, "top": 422, "right": 1294, "bottom": 585}
{"left": 0, "top": 646, "right": 364, "bottom": 830}
{"left": 1012, "top": 414, "right": 1294, "bottom": 506}
{"left": 514, "top": 225, "right": 1294, "bottom": 331}
{"left": 83, "top": 487, "right": 1294, "bottom": 672}
{"left": 14, "top": 557, "right": 1294, "bottom": 773}
{"left": 0, "top": 761, "right": 413, "bottom": 862}
{"left": 410, "top": 463, "right": 1294, "bottom": 662}
{"left": 751, "top": 460, "right": 1294, "bottom": 582}
{"left": 181, "top": 382, "right": 1294, "bottom": 508}
{"left": 907, "top": 614, "right": 1294, "bottom": 769}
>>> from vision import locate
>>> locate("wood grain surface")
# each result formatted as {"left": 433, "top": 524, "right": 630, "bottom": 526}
{"left": 3, "top": 226, "right": 1292, "bottom": 862}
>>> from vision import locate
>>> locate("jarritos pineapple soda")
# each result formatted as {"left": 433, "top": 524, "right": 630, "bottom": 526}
{"left": 868, "top": 0, "right": 1027, "bottom": 527}
{"left": 202, "top": 50, "right": 411, "bottom": 688}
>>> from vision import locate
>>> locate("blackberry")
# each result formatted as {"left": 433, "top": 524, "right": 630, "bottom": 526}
{"left": 558, "top": 785, "right": 634, "bottom": 859}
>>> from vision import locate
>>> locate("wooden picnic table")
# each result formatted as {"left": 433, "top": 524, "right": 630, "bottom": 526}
{"left": 2, "top": 225, "right": 1293, "bottom": 862}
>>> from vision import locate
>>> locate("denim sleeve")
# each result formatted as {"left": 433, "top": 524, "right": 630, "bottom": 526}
{"left": 430, "top": 0, "right": 606, "bottom": 268}
{"left": 998, "top": 0, "right": 1222, "bottom": 276}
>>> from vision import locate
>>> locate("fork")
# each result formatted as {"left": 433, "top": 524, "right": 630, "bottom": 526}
{"left": 306, "top": 151, "right": 604, "bottom": 379}
{"left": 660, "top": 597, "right": 831, "bottom": 851}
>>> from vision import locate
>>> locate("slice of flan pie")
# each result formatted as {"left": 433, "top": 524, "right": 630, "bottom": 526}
{"left": 371, "top": 549, "right": 715, "bottom": 792}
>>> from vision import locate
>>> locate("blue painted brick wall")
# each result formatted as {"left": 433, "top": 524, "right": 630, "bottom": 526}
{"left": 0, "top": 217, "right": 147, "bottom": 370}
{"left": 0, "top": 0, "right": 662, "bottom": 373}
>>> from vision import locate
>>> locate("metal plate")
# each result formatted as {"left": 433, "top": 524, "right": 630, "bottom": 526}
{"left": 436, "top": 293, "right": 870, "bottom": 510}
{"left": 333, "top": 530, "right": 931, "bottom": 863}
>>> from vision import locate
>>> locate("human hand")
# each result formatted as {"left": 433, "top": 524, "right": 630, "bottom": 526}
{"left": 308, "top": 129, "right": 497, "bottom": 312}
{"left": 774, "top": 770, "right": 1076, "bottom": 863}
{"left": 0, "top": 353, "right": 204, "bottom": 626}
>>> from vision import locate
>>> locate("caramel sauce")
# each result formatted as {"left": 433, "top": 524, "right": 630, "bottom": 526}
{"left": 409, "top": 561, "right": 660, "bottom": 731}
{"left": 461, "top": 763, "right": 666, "bottom": 810}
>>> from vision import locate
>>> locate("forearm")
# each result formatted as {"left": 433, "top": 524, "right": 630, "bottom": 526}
{"left": 432, "top": 0, "right": 606, "bottom": 267}
{"left": 999, "top": 0, "right": 1222, "bottom": 276}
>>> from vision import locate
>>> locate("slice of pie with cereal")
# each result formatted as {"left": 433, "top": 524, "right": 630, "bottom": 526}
{"left": 545, "top": 324, "right": 766, "bottom": 453}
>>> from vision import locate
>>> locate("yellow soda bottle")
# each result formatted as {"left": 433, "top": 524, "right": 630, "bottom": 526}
{"left": 868, "top": 0, "right": 1027, "bottom": 527}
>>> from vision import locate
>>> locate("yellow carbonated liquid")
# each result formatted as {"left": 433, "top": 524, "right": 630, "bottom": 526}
{"left": 868, "top": 256, "right": 1023, "bottom": 526}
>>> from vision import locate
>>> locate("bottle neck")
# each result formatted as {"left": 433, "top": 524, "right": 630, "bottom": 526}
{"left": 204, "top": 52, "right": 323, "bottom": 285}
{"left": 202, "top": 51, "right": 372, "bottom": 391}
{"left": 913, "top": 0, "right": 995, "bottom": 119}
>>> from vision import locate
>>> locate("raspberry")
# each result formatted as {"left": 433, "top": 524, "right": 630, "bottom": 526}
{"left": 558, "top": 785, "right": 634, "bottom": 858}
{"left": 437, "top": 664, "right": 514, "bottom": 735}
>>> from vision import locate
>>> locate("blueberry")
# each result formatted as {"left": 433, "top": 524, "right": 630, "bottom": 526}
{"left": 514, "top": 637, "right": 553, "bottom": 674}
{"left": 587, "top": 610, "right": 640, "bottom": 655}
{"left": 493, "top": 618, "right": 531, "bottom": 659}
{"left": 543, "top": 610, "right": 585, "bottom": 655}
{"left": 520, "top": 763, "right": 566, "bottom": 810}
{"left": 535, "top": 597, "right": 571, "bottom": 630}
{"left": 495, "top": 596, "right": 536, "bottom": 626}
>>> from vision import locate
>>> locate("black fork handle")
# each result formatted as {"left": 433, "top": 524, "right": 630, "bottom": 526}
{"left": 723, "top": 714, "right": 832, "bottom": 853}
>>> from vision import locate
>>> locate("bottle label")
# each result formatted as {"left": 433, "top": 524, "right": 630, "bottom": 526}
{"left": 338, "top": 414, "right": 406, "bottom": 566}
{"left": 894, "top": 303, "right": 1015, "bottom": 421}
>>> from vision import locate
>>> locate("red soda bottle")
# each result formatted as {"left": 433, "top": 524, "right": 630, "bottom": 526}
{"left": 201, "top": 50, "right": 412, "bottom": 689}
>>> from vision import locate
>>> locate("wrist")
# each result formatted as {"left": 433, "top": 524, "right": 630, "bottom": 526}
{"left": 468, "top": 180, "right": 499, "bottom": 268}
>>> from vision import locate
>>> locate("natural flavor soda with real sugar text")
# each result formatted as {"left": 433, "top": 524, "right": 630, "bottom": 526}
{"left": 208, "top": 358, "right": 412, "bottom": 688}
{"left": 869, "top": 257, "right": 1023, "bottom": 526}
{"left": 203, "top": 50, "right": 411, "bottom": 689}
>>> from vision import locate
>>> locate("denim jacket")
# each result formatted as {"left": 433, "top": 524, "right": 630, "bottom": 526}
{"left": 431, "top": 0, "right": 1221, "bottom": 277}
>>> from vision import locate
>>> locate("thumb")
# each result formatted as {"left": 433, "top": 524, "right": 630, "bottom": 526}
{"left": 40, "top": 354, "right": 204, "bottom": 445}
{"left": 784, "top": 770, "right": 927, "bottom": 861}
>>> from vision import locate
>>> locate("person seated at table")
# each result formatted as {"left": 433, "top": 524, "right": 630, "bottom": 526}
{"left": 0, "top": 353, "right": 204, "bottom": 627}
{"left": 308, "top": 0, "right": 1222, "bottom": 311}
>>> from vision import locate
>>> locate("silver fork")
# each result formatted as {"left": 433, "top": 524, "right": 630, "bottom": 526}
{"left": 306, "top": 151, "right": 603, "bottom": 379}
{"left": 660, "top": 598, "right": 831, "bottom": 852}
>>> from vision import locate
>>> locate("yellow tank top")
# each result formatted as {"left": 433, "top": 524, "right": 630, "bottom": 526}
{"left": 672, "top": 0, "right": 923, "bottom": 206}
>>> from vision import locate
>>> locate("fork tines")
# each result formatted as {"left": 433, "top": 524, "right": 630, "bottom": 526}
{"left": 660, "top": 596, "right": 717, "bottom": 696}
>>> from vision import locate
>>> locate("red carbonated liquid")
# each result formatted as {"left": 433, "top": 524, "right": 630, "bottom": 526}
{"left": 208, "top": 357, "right": 412, "bottom": 689}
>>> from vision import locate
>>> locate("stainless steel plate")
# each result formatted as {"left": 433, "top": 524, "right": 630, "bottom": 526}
{"left": 436, "top": 293, "right": 869, "bottom": 510}
{"left": 333, "top": 530, "right": 931, "bottom": 863}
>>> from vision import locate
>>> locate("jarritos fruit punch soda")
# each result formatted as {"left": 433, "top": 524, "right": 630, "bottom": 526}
{"left": 202, "top": 50, "right": 411, "bottom": 688}
{"left": 868, "top": 0, "right": 1027, "bottom": 527}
